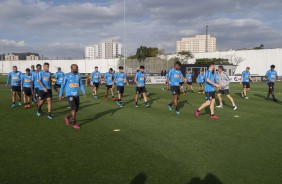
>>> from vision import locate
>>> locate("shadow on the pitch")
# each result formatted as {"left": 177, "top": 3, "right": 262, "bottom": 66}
{"left": 254, "top": 94, "right": 267, "bottom": 100}
{"left": 186, "top": 173, "right": 223, "bottom": 184}
{"left": 254, "top": 94, "right": 282, "bottom": 104}
{"left": 130, "top": 172, "right": 147, "bottom": 184}
{"left": 52, "top": 101, "right": 91, "bottom": 111}
{"left": 235, "top": 92, "right": 243, "bottom": 98}
{"left": 52, "top": 103, "right": 98, "bottom": 117}
{"left": 179, "top": 100, "right": 188, "bottom": 110}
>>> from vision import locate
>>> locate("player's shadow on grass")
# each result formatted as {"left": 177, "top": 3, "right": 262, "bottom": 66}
{"left": 235, "top": 92, "right": 244, "bottom": 98}
{"left": 130, "top": 172, "right": 147, "bottom": 184}
{"left": 254, "top": 94, "right": 282, "bottom": 104}
{"left": 52, "top": 103, "right": 98, "bottom": 118}
{"left": 186, "top": 173, "right": 223, "bottom": 184}
{"left": 178, "top": 100, "right": 191, "bottom": 110}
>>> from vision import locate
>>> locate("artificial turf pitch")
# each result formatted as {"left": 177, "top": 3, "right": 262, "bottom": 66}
{"left": 1, "top": 83, "right": 282, "bottom": 184}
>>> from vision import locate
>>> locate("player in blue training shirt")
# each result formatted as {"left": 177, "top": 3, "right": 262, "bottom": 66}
{"left": 265, "top": 65, "right": 279, "bottom": 102}
{"left": 163, "top": 72, "right": 169, "bottom": 91}
{"left": 90, "top": 66, "right": 101, "bottom": 99}
{"left": 240, "top": 67, "right": 254, "bottom": 99}
{"left": 30, "top": 65, "right": 36, "bottom": 103}
{"left": 37, "top": 62, "right": 53, "bottom": 119}
{"left": 33, "top": 64, "right": 41, "bottom": 103}
{"left": 167, "top": 61, "right": 188, "bottom": 115}
{"left": 6, "top": 66, "right": 23, "bottom": 107}
{"left": 214, "top": 69, "right": 219, "bottom": 84}
{"left": 134, "top": 65, "right": 150, "bottom": 108}
{"left": 104, "top": 68, "right": 116, "bottom": 101}
{"left": 197, "top": 70, "right": 205, "bottom": 93}
{"left": 21, "top": 68, "right": 33, "bottom": 108}
{"left": 54, "top": 67, "right": 65, "bottom": 96}
{"left": 195, "top": 63, "right": 220, "bottom": 119}
{"left": 59, "top": 64, "right": 86, "bottom": 130}
{"left": 185, "top": 69, "right": 194, "bottom": 93}
{"left": 114, "top": 66, "right": 129, "bottom": 108}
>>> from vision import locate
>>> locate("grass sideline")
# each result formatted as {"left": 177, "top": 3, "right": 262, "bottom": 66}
{"left": 1, "top": 82, "right": 282, "bottom": 184}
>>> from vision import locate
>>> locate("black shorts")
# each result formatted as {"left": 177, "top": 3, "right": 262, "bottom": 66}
{"left": 171, "top": 86, "right": 180, "bottom": 95}
{"left": 67, "top": 96, "right": 80, "bottom": 111}
{"left": 179, "top": 82, "right": 184, "bottom": 86}
{"left": 106, "top": 85, "right": 113, "bottom": 90}
{"left": 11, "top": 86, "right": 21, "bottom": 92}
{"left": 136, "top": 87, "right": 147, "bottom": 94}
{"left": 268, "top": 82, "right": 274, "bottom": 90}
{"left": 199, "top": 83, "right": 204, "bottom": 86}
{"left": 54, "top": 83, "right": 61, "bottom": 89}
{"left": 219, "top": 89, "right": 230, "bottom": 95}
{"left": 242, "top": 82, "right": 250, "bottom": 88}
{"left": 23, "top": 87, "right": 32, "bottom": 96}
{"left": 117, "top": 86, "right": 124, "bottom": 94}
{"left": 35, "top": 88, "right": 39, "bottom": 97}
{"left": 93, "top": 82, "right": 100, "bottom": 88}
{"left": 187, "top": 82, "right": 192, "bottom": 85}
{"left": 38, "top": 89, "right": 52, "bottom": 101}
{"left": 205, "top": 92, "right": 215, "bottom": 101}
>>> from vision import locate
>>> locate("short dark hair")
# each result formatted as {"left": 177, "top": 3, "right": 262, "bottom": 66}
{"left": 36, "top": 64, "right": 41, "bottom": 68}
{"left": 271, "top": 65, "right": 275, "bottom": 68}
{"left": 13, "top": 66, "right": 17, "bottom": 68}
{"left": 140, "top": 65, "right": 145, "bottom": 69}
{"left": 26, "top": 68, "right": 30, "bottom": 72}
{"left": 95, "top": 66, "right": 98, "bottom": 69}
{"left": 119, "top": 66, "right": 124, "bottom": 70}
{"left": 188, "top": 68, "right": 192, "bottom": 71}
{"left": 44, "top": 62, "right": 49, "bottom": 66}
{"left": 218, "top": 65, "right": 224, "bottom": 70}
{"left": 109, "top": 68, "right": 113, "bottom": 71}
{"left": 247, "top": 67, "right": 250, "bottom": 69}
{"left": 174, "top": 61, "right": 182, "bottom": 67}
{"left": 208, "top": 62, "right": 215, "bottom": 67}
{"left": 58, "top": 67, "right": 61, "bottom": 70}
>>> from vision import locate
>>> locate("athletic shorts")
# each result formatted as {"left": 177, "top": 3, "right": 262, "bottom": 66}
{"left": 11, "top": 86, "right": 21, "bottom": 92}
{"left": 93, "top": 82, "right": 100, "bottom": 88}
{"left": 117, "top": 86, "right": 124, "bottom": 94}
{"left": 198, "top": 83, "right": 204, "bottom": 86}
{"left": 171, "top": 86, "right": 180, "bottom": 95}
{"left": 54, "top": 83, "right": 61, "bottom": 89}
{"left": 187, "top": 82, "right": 192, "bottom": 85}
{"left": 268, "top": 82, "right": 274, "bottom": 90}
{"left": 38, "top": 89, "right": 52, "bottom": 101}
{"left": 242, "top": 82, "right": 250, "bottom": 89}
{"left": 136, "top": 87, "right": 147, "bottom": 94}
{"left": 35, "top": 88, "right": 39, "bottom": 97}
{"left": 179, "top": 82, "right": 184, "bottom": 86}
{"left": 23, "top": 87, "right": 32, "bottom": 97}
{"left": 205, "top": 92, "right": 215, "bottom": 101}
{"left": 106, "top": 85, "right": 113, "bottom": 90}
{"left": 219, "top": 89, "right": 230, "bottom": 95}
{"left": 67, "top": 96, "right": 80, "bottom": 111}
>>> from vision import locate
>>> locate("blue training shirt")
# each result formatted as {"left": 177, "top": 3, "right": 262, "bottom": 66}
{"left": 59, "top": 72, "right": 85, "bottom": 97}
{"left": 168, "top": 69, "right": 183, "bottom": 87}
{"left": 22, "top": 74, "right": 33, "bottom": 88}
{"left": 204, "top": 70, "right": 215, "bottom": 92}
{"left": 186, "top": 73, "right": 193, "bottom": 82}
{"left": 165, "top": 73, "right": 169, "bottom": 82}
{"left": 135, "top": 71, "right": 146, "bottom": 87}
{"left": 214, "top": 72, "right": 219, "bottom": 83}
{"left": 197, "top": 73, "right": 205, "bottom": 83}
{"left": 38, "top": 70, "right": 52, "bottom": 90}
{"left": 241, "top": 71, "right": 251, "bottom": 82}
{"left": 7, "top": 71, "right": 22, "bottom": 86}
{"left": 105, "top": 72, "right": 114, "bottom": 85}
{"left": 265, "top": 70, "right": 278, "bottom": 83}
{"left": 115, "top": 72, "right": 126, "bottom": 86}
{"left": 55, "top": 71, "right": 65, "bottom": 85}
{"left": 33, "top": 71, "right": 40, "bottom": 89}
{"left": 91, "top": 71, "right": 101, "bottom": 83}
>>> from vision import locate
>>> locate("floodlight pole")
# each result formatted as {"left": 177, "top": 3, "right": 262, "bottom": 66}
{"left": 1, "top": 43, "right": 3, "bottom": 74}
{"left": 123, "top": 0, "right": 126, "bottom": 71}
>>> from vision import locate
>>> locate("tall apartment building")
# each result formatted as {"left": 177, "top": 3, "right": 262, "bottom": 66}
{"left": 176, "top": 35, "right": 216, "bottom": 53}
{"left": 85, "top": 40, "right": 122, "bottom": 59}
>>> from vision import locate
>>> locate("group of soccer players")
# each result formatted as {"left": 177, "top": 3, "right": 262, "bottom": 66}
{"left": 6, "top": 61, "right": 280, "bottom": 128}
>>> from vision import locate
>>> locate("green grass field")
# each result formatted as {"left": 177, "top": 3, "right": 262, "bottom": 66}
{"left": 1, "top": 82, "right": 282, "bottom": 184}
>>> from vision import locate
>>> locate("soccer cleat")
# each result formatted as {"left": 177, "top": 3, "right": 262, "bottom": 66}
{"left": 245, "top": 97, "right": 249, "bottom": 100}
{"left": 65, "top": 117, "right": 70, "bottom": 125}
{"left": 73, "top": 124, "right": 80, "bottom": 129}
{"left": 47, "top": 115, "right": 53, "bottom": 120}
{"left": 195, "top": 110, "right": 199, "bottom": 118}
{"left": 24, "top": 105, "right": 28, "bottom": 108}
{"left": 112, "top": 98, "right": 117, "bottom": 101}
{"left": 37, "top": 112, "right": 41, "bottom": 117}
{"left": 18, "top": 102, "right": 22, "bottom": 106}
{"left": 104, "top": 98, "right": 108, "bottom": 101}
{"left": 11, "top": 104, "right": 16, "bottom": 108}
{"left": 233, "top": 106, "right": 238, "bottom": 110}
{"left": 241, "top": 92, "right": 245, "bottom": 98}
{"left": 176, "top": 111, "right": 180, "bottom": 115}
{"left": 211, "top": 115, "right": 219, "bottom": 119}
{"left": 183, "top": 93, "right": 186, "bottom": 96}
{"left": 216, "top": 105, "right": 223, "bottom": 108}
{"left": 145, "top": 103, "right": 151, "bottom": 108}
{"left": 135, "top": 104, "right": 139, "bottom": 108}
{"left": 168, "top": 104, "right": 172, "bottom": 111}
{"left": 273, "top": 98, "right": 278, "bottom": 102}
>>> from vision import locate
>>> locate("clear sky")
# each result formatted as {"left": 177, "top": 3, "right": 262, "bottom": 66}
{"left": 0, "top": 0, "right": 282, "bottom": 59}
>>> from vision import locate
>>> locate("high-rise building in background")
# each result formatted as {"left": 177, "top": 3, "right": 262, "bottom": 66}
{"left": 85, "top": 39, "right": 122, "bottom": 60}
{"left": 176, "top": 35, "right": 216, "bottom": 53}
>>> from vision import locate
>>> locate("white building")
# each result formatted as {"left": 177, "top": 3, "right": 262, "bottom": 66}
{"left": 26, "top": 54, "right": 39, "bottom": 60}
{"left": 176, "top": 35, "right": 216, "bottom": 54}
{"left": 85, "top": 40, "right": 122, "bottom": 60}
{"left": 5, "top": 53, "right": 19, "bottom": 61}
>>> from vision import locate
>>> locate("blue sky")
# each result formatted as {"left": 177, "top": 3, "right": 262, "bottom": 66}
{"left": 0, "top": 0, "right": 282, "bottom": 59}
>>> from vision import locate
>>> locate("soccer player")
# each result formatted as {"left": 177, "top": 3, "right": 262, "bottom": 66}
{"left": 37, "top": 62, "right": 53, "bottom": 119}
{"left": 167, "top": 61, "right": 188, "bottom": 115}
{"left": 216, "top": 66, "right": 237, "bottom": 110}
{"left": 197, "top": 70, "right": 205, "bottom": 93}
{"left": 214, "top": 69, "right": 219, "bottom": 84}
{"left": 33, "top": 64, "right": 42, "bottom": 103}
{"left": 185, "top": 69, "right": 194, "bottom": 93}
{"left": 114, "top": 66, "right": 129, "bottom": 108}
{"left": 59, "top": 64, "right": 86, "bottom": 129}
{"left": 163, "top": 72, "right": 169, "bottom": 91}
{"left": 21, "top": 68, "right": 33, "bottom": 108}
{"left": 90, "top": 66, "right": 101, "bottom": 99}
{"left": 6, "top": 66, "right": 22, "bottom": 107}
{"left": 104, "top": 68, "right": 116, "bottom": 101}
{"left": 134, "top": 65, "right": 150, "bottom": 108}
{"left": 54, "top": 67, "right": 65, "bottom": 96}
{"left": 195, "top": 63, "right": 220, "bottom": 119}
{"left": 30, "top": 65, "right": 36, "bottom": 103}
{"left": 265, "top": 65, "right": 278, "bottom": 102}
{"left": 240, "top": 67, "right": 254, "bottom": 99}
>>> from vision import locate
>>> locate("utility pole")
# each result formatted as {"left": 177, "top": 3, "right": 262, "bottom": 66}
{"left": 1, "top": 43, "right": 3, "bottom": 74}
{"left": 206, "top": 25, "right": 209, "bottom": 53}
{"left": 123, "top": 0, "right": 126, "bottom": 71}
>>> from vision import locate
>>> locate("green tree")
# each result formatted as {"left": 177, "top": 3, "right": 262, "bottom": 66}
{"left": 195, "top": 58, "right": 230, "bottom": 65}
{"left": 176, "top": 51, "right": 194, "bottom": 64}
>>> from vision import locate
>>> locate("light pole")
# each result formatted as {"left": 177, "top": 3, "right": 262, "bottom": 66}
{"left": 123, "top": 0, "right": 126, "bottom": 71}
{"left": 1, "top": 42, "right": 3, "bottom": 74}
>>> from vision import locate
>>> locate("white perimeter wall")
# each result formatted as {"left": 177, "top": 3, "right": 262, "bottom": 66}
{"left": 0, "top": 59, "right": 119, "bottom": 74}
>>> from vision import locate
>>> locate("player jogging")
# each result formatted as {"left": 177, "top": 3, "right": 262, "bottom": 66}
{"left": 6, "top": 66, "right": 22, "bottom": 107}
{"left": 197, "top": 70, "right": 205, "bottom": 93}
{"left": 216, "top": 65, "right": 237, "bottom": 110}
{"left": 167, "top": 61, "right": 188, "bottom": 115}
{"left": 33, "top": 64, "right": 42, "bottom": 103}
{"left": 195, "top": 63, "right": 220, "bottom": 119}
{"left": 104, "top": 68, "right": 116, "bottom": 101}
{"left": 185, "top": 69, "right": 194, "bottom": 93}
{"left": 54, "top": 67, "right": 65, "bottom": 96}
{"left": 265, "top": 65, "right": 278, "bottom": 102}
{"left": 90, "top": 66, "right": 101, "bottom": 99}
{"left": 240, "top": 67, "right": 254, "bottom": 99}
{"left": 30, "top": 65, "right": 36, "bottom": 103}
{"left": 114, "top": 66, "right": 129, "bottom": 108}
{"left": 59, "top": 64, "right": 86, "bottom": 129}
{"left": 21, "top": 68, "right": 33, "bottom": 108}
{"left": 163, "top": 72, "right": 169, "bottom": 91}
{"left": 37, "top": 62, "right": 53, "bottom": 119}
{"left": 134, "top": 65, "right": 150, "bottom": 108}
